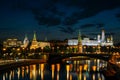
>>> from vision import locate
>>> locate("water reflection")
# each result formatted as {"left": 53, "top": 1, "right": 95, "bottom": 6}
{"left": 40, "top": 64, "right": 44, "bottom": 80}
{"left": 0, "top": 59, "right": 106, "bottom": 80}
{"left": 56, "top": 64, "right": 60, "bottom": 80}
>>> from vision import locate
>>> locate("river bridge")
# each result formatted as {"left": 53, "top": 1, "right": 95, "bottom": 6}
{"left": 47, "top": 53, "right": 112, "bottom": 63}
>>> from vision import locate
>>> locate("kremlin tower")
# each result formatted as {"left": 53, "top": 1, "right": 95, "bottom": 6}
{"left": 30, "top": 32, "right": 39, "bottom": 49}
{"left": 78, "top": 30, "right": 83, "bottom": 53}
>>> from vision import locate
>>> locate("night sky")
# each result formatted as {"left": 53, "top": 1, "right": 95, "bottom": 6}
{"left": 0, "top": 0, "right": 120, "bottom": 43}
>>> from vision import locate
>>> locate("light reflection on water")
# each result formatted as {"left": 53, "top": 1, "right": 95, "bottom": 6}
{"left": 0, "top": 59, "right": 106, "bottom": 80}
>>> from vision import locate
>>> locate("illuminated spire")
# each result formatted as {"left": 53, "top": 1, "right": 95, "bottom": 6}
{"left": 78, "top": 30, "right": 82, "bottom": 53}
{"left": 30, "top": 31, "right": 38, "bottom": 49}
{"left": 33, "top": 31, "right": 37, "bottom": 41}
{"left": 101, "top": 29, "right": 105, "bottom": 42}
{"left": 78, "top": 30, "right": 82, "bottom": 43}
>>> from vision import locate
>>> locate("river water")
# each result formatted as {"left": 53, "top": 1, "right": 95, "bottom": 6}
{"left": 0, "top": 59, "right": 107, "bottom": 80}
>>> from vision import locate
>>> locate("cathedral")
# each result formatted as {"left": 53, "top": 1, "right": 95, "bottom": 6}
{"left": 21, "top": 35, "right": 29, "bottom": 48}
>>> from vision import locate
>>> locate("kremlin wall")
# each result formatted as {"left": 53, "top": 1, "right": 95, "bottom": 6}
{"left": 2, "top": 29, "right": 114, "bottom": 53}
{"left": 68, "top": 29, "right": 113, "bottom": 46}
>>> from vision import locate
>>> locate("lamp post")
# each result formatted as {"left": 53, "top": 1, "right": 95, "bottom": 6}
{"left": 22, "top": 48, "right": 25, "bottom": 58}
{"left": 83, "top": 46, "right": 86, "bottom": 53}
{"left": 3, "top": 48, "right": 6, "bottom": 52}
{"left": 52, "top": 47, "right": 54, "bottom": 53}
{"left": 3, "top": 48, "right": 6, "bottom": 54}
{"left": 67, "top": 46, "right": 69, "bottom": 53}
{"left": 57, "top": 46, "right": 59, "bottom": 53}
{"left": 41, "top": 47, "right": 44, "bottom": 54}
{"left": 97, "top": 46, "right": 101, "bottom": 54}
{"left": 93, "top": 46, "right": 95, "bottom": 53}
{"left": 107, "top": 46, "right": 109, "bottom": 54}
{"left": 3, "top": 48, "right": 6, "bottom": 59}
{"left": 17, "top": 48, "right": 20, "bottom": 58}
{"left": 12, "top": 48, "right": 16, "bottom": 59}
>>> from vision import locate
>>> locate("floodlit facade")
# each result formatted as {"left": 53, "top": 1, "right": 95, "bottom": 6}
{"left": 68, "top": 29, "right": 113, "bottom": 46}
{"left": 38, "top": 42, "right": 50, "bottom": 49}
{"left": 3, "top": 38, "right": 22, "bottom": 48}
{"left": 30, "top": 32, "right": 50, "bottom": 49}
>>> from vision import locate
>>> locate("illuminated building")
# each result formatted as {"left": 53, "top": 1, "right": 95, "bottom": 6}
{"left": 68, "top": 29, "right": 113, "bottom": 46}
{"left": 3, "top": 38, "right": 22, "bottom": 48}
{"left": 38, "top": 42, "right": 50, "bottom": 48}
{"left": 30, "top": 32, "right": 50, "bottom": 49}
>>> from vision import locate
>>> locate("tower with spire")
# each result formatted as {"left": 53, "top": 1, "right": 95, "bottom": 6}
{"left": 78, "top": 30, "right": 83, "bottom": 53}
{"left": 30, "top": 32, "right": 38, "bottom": 49}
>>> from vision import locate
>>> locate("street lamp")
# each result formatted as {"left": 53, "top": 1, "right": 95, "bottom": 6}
{"left": 97, "top": 46, "right": 101, "bottom": 54}
{"left": 41, "top": 47, "right": 44, "bottom": 53}
{"left": 17, "top": 48, "right": 20, "bottom": 52}
{"left": 3, "top": 48, "right": 6, "bottom": 52}
{"left": 92, "top": 46, "right": 95, "bottom": 53}
{"left": 2, "top": 48, "right": 6, "bottom": 58}
{"left": 52, "top": 47, "right": 54, "bottom": 53}
{"left": 107, "top": 46, "right": 109, "bottom": 54}
{"left": 57, "top": 46, "right": 59, "bottom": 53}
{"left": 67, "top": 46, "right": 69, "bottom": 53}
{"left": 83, "top": 46, "right": 86, "bottom": 53}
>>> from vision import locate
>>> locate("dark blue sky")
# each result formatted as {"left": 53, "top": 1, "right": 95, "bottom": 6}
{"left": 0, "top": 0, "right": 120, "bottom": 43}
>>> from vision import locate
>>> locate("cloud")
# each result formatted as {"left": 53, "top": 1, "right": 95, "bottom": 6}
{"left": 78, "top": 23, "right": 105, "bottom": 30}
{"left": 96, "top": 23, "right": 105, "bottom": 28}
{"left": 63, "top": 17, "right": 79, "bottom": 25}
{"left": 106, "top": 27, "right": 120, "bottom": 32}
{"left": 88, "top": 32, "right": 115, "bottom": 36}
{"left": 58, "top": 26, "right": 77, "bottom": 34}
{"left": 32, "top": 9, "right": 61, "bottom": 26}
{"left": 2, "top": 0, "right": 120, "bottom": 27}
{"left": 36, "top": 16, "right": 61, "bottom": 26}
{"left": 116, "top": 13, "right": 120, "bottom": 18}
{"left": 80, "top": 24, "right": 96, "bottom": 29}
{"left": 116, "top": 13, "right": 120, "bottom": 21}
